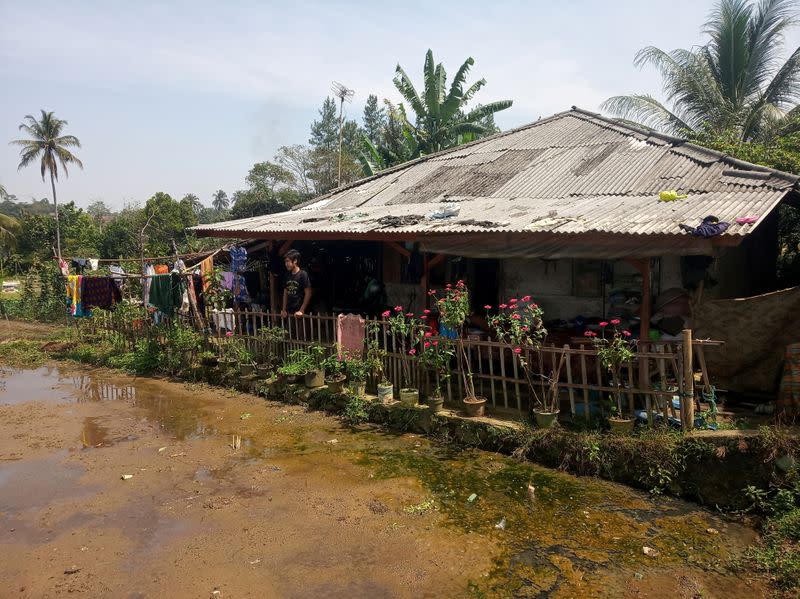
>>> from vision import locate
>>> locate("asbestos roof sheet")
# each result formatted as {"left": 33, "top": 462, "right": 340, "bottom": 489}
{"left": 194, "top": 108, "right": 798, "bottom": 243}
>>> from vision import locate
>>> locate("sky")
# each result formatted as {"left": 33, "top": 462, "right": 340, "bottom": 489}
{"left": 1, "top": 0, "right": 798, "bottom": 210}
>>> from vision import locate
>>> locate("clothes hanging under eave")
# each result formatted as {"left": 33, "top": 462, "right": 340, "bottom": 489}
{"left": 229, "top": 246, "right": 247, "bottom": 272}
{"left": 199, "top": 255, "right": 214, "bottom": 292}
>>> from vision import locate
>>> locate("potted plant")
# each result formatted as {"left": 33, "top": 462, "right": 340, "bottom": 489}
{"left": 322, "top": 350, "right": 348, "bottom": 393}
{"left": 588, "top": 320, "right": 635, "bottom": 433}
{"left": 226, "top": 337, "right": 255, "bottom": 376}
{"left": 303, "top": 344, "right": 326, "bottom": 389}
{"left": 383, "top": 306, "right": 424, "bottom": 406}
{"left": 419, "top": 335, "right": 455, "bottom": 413}
{"left": 343, "top": 354, "right": 369, "bottom": 398}
{"left": 366, "top": 324, "right": 393, "bottom": 404}
{"left": 433, "top": 281, "right": 486, "bottom": 416}
{"left": 256, "top": 326, "right": 285, "bottom": 377}
{"left": 199, "top": 350, "right": 218, "bottom": 368}
{"left": 278, "top": 349, "right": 313, "bottom": 384}
{"left": 487, "top": 296, "right": 566, "bottom": 427}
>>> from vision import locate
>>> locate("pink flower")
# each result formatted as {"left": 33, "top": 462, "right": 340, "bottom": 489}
{"left": 513, "top": 347, "right": 522, "bottom": 354}
{"left": 623, "top": 330, "right": 632, "bottom": 337}
{"left": 509, "top": 298, "right": 518, "bottom": 303}
{"left": 532, "top": 303, "right": 539, "bottom": 309}
{"left": 432, "top": 340, "right": 438, "bottom": 346}
{"left": 599, "top": 321, "right": 608, "bottom": 327}
{"left": 424, "top": 331, "right": 433, "bottom": 337}
{"left": 405, "top": 312, "right": 414, "bottom": 317}
{"left": 511, "top": 313, "right": 521, "bottom": 320}
{"left": 521, "top": 325, "right": 529, "bottom": 331}
{"left": 225, "top": 331, "right": 233, "bottom": 337}
{"left": 408, "top": 348, "right": 416, "bottom": 355}
{"left": 583, "top": 331, "right": 597, "bottom": 337}
{"left": 381, "top": 310, "right": 391, "bottom": 318}
{"left": 446, "top": 283, "right": 452, "bottom": 289}
{"left": 521, "top": 295, "right": 531, "bottom": 302}
{"left": 610, "top": 319, "right": 620, "bottom": 325}
{"left": 424, "top": 341, "right": 431, "bottom": 348}
{"left": 499, "top": 303, "right": 508, "bottom": 309}
{"left": 484, "top": 304, "right": 492, "bottom": 310}
{"left": 423, "top": 309, "right": 431, "bottom": 314}
{"left": 394, "top": 306, "right": 403, "bottom": 312}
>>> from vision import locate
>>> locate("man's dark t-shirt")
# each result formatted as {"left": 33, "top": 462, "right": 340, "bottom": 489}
{"left": 285, "top": 270, "right": 310, "bottom": 313}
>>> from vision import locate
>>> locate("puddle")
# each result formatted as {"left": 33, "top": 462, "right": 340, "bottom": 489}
{"left": 80, "top": 417, "right": 138, "bottom": 449}
{"left": 0, "top": 451, "right": 92, "bottom": 513}
{"left": 0, "top": 366, "right": 135, "bottom": 405}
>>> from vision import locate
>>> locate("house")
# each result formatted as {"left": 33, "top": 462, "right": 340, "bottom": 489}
{"left": 193, "top": 107, "right": 800, "bottom": 394}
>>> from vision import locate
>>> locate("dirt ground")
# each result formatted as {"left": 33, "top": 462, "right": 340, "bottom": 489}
{"left": 0, "top": 321, "right": 772, "bottom": 598}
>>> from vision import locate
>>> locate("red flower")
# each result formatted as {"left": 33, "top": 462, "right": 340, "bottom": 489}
{"left": 583, "top": 330, "right": 597, "bottom": 337}
{"left": 511, "top": 313, "right": 521, "bottom": 320}
{"left": 622, "top": 330, "right": 632, "bottom": 337}
{"left": 424, "top": 331, "right": 433, "bottom": 337}
{"left": 423, "top": 309, "right": 431, "bottom": 314}
{"left": 499, "top": 303, "right": 508, "bottom": 309}
{"left": 424, "top": 341, "right": 431, "bottom": 349}
{"left": 509, "top": 298, "right": 518, "bottom": 303}
{"left": 408, "top": 348, "right": 417, "bottom": 355}
{"left": 513, "top": 347, "right": 522, "bottom": 354}
{"left": 381, "top": 310, "right": 391, "bottom": 318}
{"left": 521, "top": 295, "right": 532, "bottom": 302}
{"left": 610, "top": 319, "right": 620, "bottom": 325}
{"left": 484, "top": 304, "right": 492, "bottom": 310}
{"left": 532, "top": 303, "right": 538, "bottom": 309}
{"left": 405, "top": 312, "right": 414, "bottom": 317}
{"left": 432, "top": 340, "right": 438, "bottom": 346}
{"left": 599, "top": 321, "right": 608, "bottom": 327}
{"left": 521, "top": 325, "right": 529, "bottom": 331}
{"left": 446, "top": 283, "right": 452, "bottom": 289}
{"left": 394, "top": 305, "right": 403, "bottom": 312}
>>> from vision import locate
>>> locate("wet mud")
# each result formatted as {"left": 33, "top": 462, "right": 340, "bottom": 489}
{"left": 0, "top": 363, "right": 769, "bottom": 598}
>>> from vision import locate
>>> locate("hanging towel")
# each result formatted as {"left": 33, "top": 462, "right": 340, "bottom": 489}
{"left": 229, "top": 246, "right": 247, "bottom": 272}
{"left": 221, "top": 272, "right": 234, "bottom": 290}
{"left": 199, "top": 255, "right": 214, "bottom": 292}
{"left": 337, "top": 313, "right": 366, "bottom": 358}
{"left": 148, "top": 273, "right": 184, "bottom": 316}
{"left": 88, "top": 259, "right": 99, "bottom": 271}
{"left": 82, "top": 277, "right": 122, "bottom": 310}
{"left": 66, "top": 275, "right": 85, "bottom": 317}
{"left": 59, "top": 259, "right": 69, "bottom": 276}
{"left": 154, "top": 264, "right": 169, "bottom": 275}
{"left": 109, "top": 265, "right": 125, "bottom": 290}
{"left": 142, "top": 264, "right": 155, "bottom": 306}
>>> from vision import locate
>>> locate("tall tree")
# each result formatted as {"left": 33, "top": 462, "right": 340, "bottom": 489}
{"left": 274, "top": 145, "right": 314, "bottom": 196}
{"left": 362, "top": 94, "right": 387, "bottom": 146}
{"left": 86, "top": 200, "right": 112, "bottom": 223}
{"left": 10, "top": 110, "right": 83, "bottom": 259}
{"left": 308, "top": 97, "right": 362, "bottom": 194}
{"left": 602, "top": 0, "right": 800, "bottom": 141}
{"left": 389, "top": 50, "right": 513, "bottom": 157}
{"left": 211, "top": 189, "right": 229, "bottom": 211}
{"left": 181, "top": 193, "right": 203, "bottom": 215}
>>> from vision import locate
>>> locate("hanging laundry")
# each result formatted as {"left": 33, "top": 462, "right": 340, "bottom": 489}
{"left": 58, "top": 259, "right": 69, "bottom": 276}
{"left": 148, "top": 273, "right": 184, "bottom": 315}
{"left": 199, "top": 255, "right": 214, "bottom": 292}
{"left": 191, "top": 274, "right": 206, "bottom": 315}
{"left": 88, "top": 259, "right": 99, "bottom": 271}
{"left": 154, "top": 264, "right": 169, "bottom": 275}
{"left": 82, "top": 277, "right": 122, "bottom": 310}
{"left": 71, "top": 258, "right": 89, "bottom": 273}
{"left": 109, "top": 265, "right": 125, "bottom": 290}
{"left": 229, "top": 246, "right": 248, "bottom": 272}
{"left": 233, "top": 274, "right": 249, "bottom": 303}
{"left": 65, "top": 275, "right": 86, "bottom": 317}
{"left": 172, "top": 259, "right": 186, "bottom": 273}
{"left": 679, "top": 215, "right": 730, "bottom": 238}
{"left": 142, "top": 264, "right": 155, "bottom": 306}
{"left": 337, "top": 314, "right": 366, "bottom": 358}
{"left": 221, "top": 272, "right": 234, "bottom": 290}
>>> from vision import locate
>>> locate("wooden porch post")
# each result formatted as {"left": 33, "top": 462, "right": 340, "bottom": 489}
{"left": 681, "top": 328, "right": 695, "bottom": 431}
{"left": 626, "top": 258, "right": 651, "bottom": 341}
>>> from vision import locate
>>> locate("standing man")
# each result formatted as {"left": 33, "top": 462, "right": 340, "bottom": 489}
{"left": 281, "top": 249, "right": 312, "bottom": 317}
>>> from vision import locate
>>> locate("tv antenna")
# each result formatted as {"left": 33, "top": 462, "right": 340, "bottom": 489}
{"left": 331, "top": 81, "right": 355, "bottom": 187}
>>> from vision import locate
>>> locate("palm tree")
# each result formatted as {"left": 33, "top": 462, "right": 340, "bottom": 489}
{"left": 10, "top": 110, "right": 83, "bottom": 259}
{"left": 602, "top": 0, "right": 800, "bottom": 141}
{"left": 389, "top": 50, "right": 513, "bottom": 157}
{"left": 181, "top": 193, "right": 203, "bottom": 215}
{"left": 211, "top": 189, "right": 229, "bottom": 212}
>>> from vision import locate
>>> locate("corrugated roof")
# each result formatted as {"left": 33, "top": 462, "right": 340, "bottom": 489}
{"left": 194, "top": 108, "right": 798, "bottom": 244}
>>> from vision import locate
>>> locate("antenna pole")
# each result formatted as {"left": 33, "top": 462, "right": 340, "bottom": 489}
{"left": 337, "top": 94, "right": 344, "bottom": 187}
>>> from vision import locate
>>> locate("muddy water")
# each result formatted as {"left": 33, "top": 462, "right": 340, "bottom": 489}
{"left": 0, "top": 365, "right": 768, "bottom": 598}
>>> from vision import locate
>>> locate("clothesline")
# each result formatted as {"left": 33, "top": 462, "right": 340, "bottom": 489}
{"left": 54, "top": 250, "right": 215, "bottom": 264}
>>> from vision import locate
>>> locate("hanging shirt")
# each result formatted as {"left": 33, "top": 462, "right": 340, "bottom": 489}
{"left": 66, "top": 275, "right": 85, "bottom": 317}
{"left": 229, "top": 246, "right": 247, "bottom": 272}
{"left": 142, "top": 264, "right": 155, "bottom": 306}
{"left": 199, "top": 255, "right": 214, "bottom": 292}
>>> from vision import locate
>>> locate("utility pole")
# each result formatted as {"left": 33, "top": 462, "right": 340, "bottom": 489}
{"left": 331, "top": 81, "right": 354, "bottom": 188}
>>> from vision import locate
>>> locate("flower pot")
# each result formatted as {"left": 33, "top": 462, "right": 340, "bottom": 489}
{"left": 219, "top": 358, "right": 236, "bottom": 370}
{"left": 200, "top": 356, "right": 219, "bottom": 367}
{"left": 533, "top": 409, "right": 560, "bottom": 429}
{"left": 239, "top": 363, "right": 255, "bottom": 376}
{"left": 325, "top": 375, "right": 346, "bottom": 394}
{"left": 463, "top": 396, "right": 487, "bottom": 417}
{"left": 348, "top": 380, "right": 366, "bottom": 397}
{"left": 377, "top": 383, "right": 394, "bottom": 404}
{"left": 260, "top": 377, "right": 281, "bottom": 397}
{"left": 285, "top": 374, "right": 301, "bottom": 384}
{"left": 427, "top": 395, "right": 444, "bottom": 413}
{"left": 304, "top": 369, "right": 325, "bottom": 389}
{"left": 399, "top": 388, "right": 419, "bottom": 407}
{"left": 608, "top": 417, "right": 635, "bottom": 435}
{"left": 256, "top": 364, "right": 272, "bottom": 378}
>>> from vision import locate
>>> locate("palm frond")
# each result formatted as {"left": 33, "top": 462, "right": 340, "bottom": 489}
{"left": 601, "top": 94, "right": 694, "bottom": 134}
{"left": 449, "top": 122, "right": 488, "bottom": 137}
{"left": 461, "top": 78, "right": 486, "bottom": 104}
{"left": 54, "top": 134, "right": 82, "bottom": 148}
{"left": 763, "top": 45, "right": 800, "bottom": 107}
{"left": 423, "top": 50, "right": 438, "bottom": 117}
{"left": 744, "top": 0, "right": 797, "bottom": 95}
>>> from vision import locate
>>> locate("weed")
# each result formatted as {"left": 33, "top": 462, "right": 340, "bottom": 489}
{"left": 342, "top": 393, "right": 370, "bottom": 425}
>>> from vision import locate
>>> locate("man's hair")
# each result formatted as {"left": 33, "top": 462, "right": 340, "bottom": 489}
{"left": 284, "top": 249, "right": 301, "bottom": 263}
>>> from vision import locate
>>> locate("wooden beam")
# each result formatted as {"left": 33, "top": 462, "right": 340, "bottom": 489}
{"left": 626, "top": 258, "right": 651, "bottom": 342}
{"left": 279, "top": 240, "right": 293, "bottom": 255}
{"left": 682, "top": 329, "right": 695, "bottom": 431}
{"left": 384, "top": 241, "right": 411, "bottom": 258}
{"left": 428, "top": 253, "right": 445, "bottom": 269}
{"left": 421, "top": 254, "right": 429, "bottom": 309}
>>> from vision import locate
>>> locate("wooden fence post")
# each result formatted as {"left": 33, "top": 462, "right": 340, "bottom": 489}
{"left": 681, "top": 329, "right": 694, "bottom": 431}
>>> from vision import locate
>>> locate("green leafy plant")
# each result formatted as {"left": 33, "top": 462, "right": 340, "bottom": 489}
{"left": 587, "top": 321, "right": 635, "bottom": 418}
{"left": 225, "top": 336, "right": 254, "bottom": 365}
{"left": 430, "top": 281, "right": 475, "bottom": 398}
{"left": 382, "top": 305, "right": 424, "bottom": 389}
{"left": 365, "top": 324, "right": 389, "bottom": 384}
{"left": 418, "top": 335, "right": 454, "bottom": 397}
{"left": 321, "top": 349, "right": 347, "bottom": 380}
{"left": 278, "top": 348, "right": 314, "bottom": 376}
{"left": 342, "top": 393, "right": 370, "bottom": 425}
{"left": 257, "top": 325, "right": 286, "bottom": 366}
{"left": 343, "top": 352, "right": 369, "bottom": 383}
{"left": 205, "top": 266, "right": 232, "bottom": 310}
